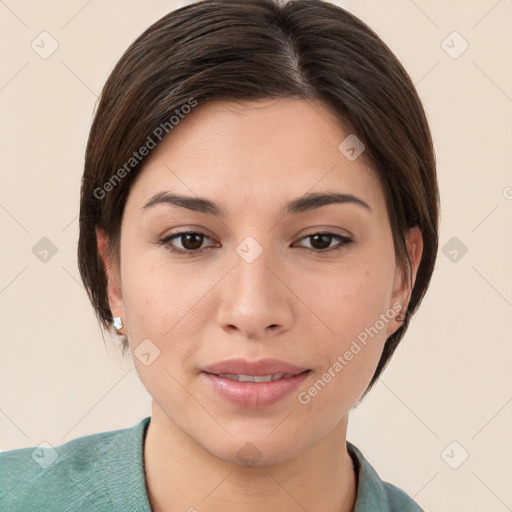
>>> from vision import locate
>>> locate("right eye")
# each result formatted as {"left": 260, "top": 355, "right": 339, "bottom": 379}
{"left": 159, "top": 231, "right": 216, "bottom": 256}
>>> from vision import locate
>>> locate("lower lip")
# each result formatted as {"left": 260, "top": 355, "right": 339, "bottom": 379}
{"left": 202, "top": 371, "right": 311, "bottom": 408}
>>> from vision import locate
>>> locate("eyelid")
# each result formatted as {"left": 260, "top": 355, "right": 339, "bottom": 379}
{"left": 297, "top": 226, "right": 354, "bottom": 240}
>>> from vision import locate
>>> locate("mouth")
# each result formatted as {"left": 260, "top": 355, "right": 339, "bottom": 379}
{"left": 202, "top": 357, "right": 310, "bottom": 377}
{"left": 200, "top": 358, "right": 311, "bottom": 408}
{"left": 212, "top": 372, "right": 304, "bottom": 382}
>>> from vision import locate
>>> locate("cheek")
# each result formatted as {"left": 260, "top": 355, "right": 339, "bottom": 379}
{"left": 304, "top": 260, "right": 395, "bottom": 343}
{"left": 298, "top": 298, "right": 390, "bottom": 417}
{"left": 119, "top": 257, "right": 205, "bottom": 405}
{"left": 297, "top": 258, "right": 395, "bottom": 405}
{"left": 121, "top": 249, "right": 212, "bottom": 340}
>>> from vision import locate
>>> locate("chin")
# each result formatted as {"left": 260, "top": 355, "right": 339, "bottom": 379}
{"left": 208, "top": 438, "right": 306, "bottom": 468}
{"left": 194, "top": 421, "right": 317, "bottom": 468}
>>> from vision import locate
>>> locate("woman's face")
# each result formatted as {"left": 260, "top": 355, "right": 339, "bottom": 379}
{"left": 100, "top": 98, "right": 421, "bottom": 465}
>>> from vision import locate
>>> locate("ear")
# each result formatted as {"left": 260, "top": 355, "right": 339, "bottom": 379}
{"left": 95, "top": 227, "right": 125, "bottom": 328}
{"left": 386, "top": 226, "right": 423, "bottom": 335}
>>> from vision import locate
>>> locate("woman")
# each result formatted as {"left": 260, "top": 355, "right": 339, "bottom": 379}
{"left": 0, "top": 0, "right": 438, "bottom": 510}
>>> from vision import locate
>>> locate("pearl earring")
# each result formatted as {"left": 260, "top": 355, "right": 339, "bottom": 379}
{"left": 113, "top": 317, "right": 123, "bottom": 331}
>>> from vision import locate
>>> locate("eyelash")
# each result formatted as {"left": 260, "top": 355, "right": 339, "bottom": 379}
{"left": 158, "top": 230, "right": 354, "bottom": 257}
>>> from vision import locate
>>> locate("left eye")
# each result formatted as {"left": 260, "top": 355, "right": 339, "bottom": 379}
{"left": 159, "top": 231, "right": 353, "bottom": 256}
{"left": 294, "top": 232, "right": 353, "bottom": 252}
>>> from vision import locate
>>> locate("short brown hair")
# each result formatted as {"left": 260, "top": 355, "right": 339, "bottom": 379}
{"left": 78, "top": 0, "right": 439, "bottom": 397}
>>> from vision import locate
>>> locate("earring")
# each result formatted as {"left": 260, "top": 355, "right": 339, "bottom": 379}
{"left": 396, "top": 311, "right": 406, "bottom": 322}
{"left": 113, "top": 316, "right": 123, "bottom": 331}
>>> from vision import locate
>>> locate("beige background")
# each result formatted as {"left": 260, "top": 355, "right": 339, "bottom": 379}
{"left": 1, "top": 1, "right": 511, "bottom": 510}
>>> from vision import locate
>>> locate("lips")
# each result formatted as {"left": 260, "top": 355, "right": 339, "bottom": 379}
{"left": 216, "top": 373, "right": 292, "bottom": 382}
{"left": 201, "top": 358, "right": 311, "bottom": 408}
{"left": 202, "top": 358, "right": 309, "bottom": 377}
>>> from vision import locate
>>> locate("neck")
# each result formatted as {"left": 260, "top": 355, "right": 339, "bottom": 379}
{"left": 143, "top": 402, "right": 357, "bottom": 512}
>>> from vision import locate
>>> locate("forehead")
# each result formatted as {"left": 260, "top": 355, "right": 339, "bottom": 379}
{"left": 126, "top": 98, "right": 386, "bottom": 217}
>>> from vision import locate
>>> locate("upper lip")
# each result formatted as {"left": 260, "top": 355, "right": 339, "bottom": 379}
{"left": 202, "top": 358, "right": 310, "bottom": 376}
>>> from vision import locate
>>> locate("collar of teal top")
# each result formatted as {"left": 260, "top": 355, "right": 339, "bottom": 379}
{"left": 103, "top": 416, "right": 152, "bottom": 511}
{"left": 105, "top": 416, "right": 421, "bottom": 512}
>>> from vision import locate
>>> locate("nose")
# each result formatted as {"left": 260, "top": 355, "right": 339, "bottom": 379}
{"left": 215, "top": 245, "right": 295, "bottom": 340}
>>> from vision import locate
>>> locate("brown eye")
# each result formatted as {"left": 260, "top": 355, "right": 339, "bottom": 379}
{"left": 160, "top": 231, "right": 213, "bottom": 255}
{"left": 309, "top": 234, "right": 334, "bottom": 250}
{"left": 295, "top": 233, "right": 353, "bottom": 252}
{"left": 175, "top": 233, "right": 205, "bottom": 251}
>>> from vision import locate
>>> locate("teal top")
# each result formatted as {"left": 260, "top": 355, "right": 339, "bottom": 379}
{"left": 0, "top": 416, "right": 424, "bottom": 511}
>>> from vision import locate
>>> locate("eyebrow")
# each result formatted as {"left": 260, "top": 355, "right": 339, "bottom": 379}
{"left": 141, "top": 190, "right": 372, "bottom": 216}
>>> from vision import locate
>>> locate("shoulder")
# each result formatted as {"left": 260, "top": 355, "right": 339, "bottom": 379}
{"left": 0, "top": 417, "right": 151, "bottom": 512}
{"left": 381, "top": 481, "right": 425, "bottom": 512}
{"left": 347, "top": 441, "right": 426, "bottom": 512}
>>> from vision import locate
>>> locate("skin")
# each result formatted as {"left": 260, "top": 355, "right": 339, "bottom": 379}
{"left": 97, "top": 98, "right": 423, "bottom": 512}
